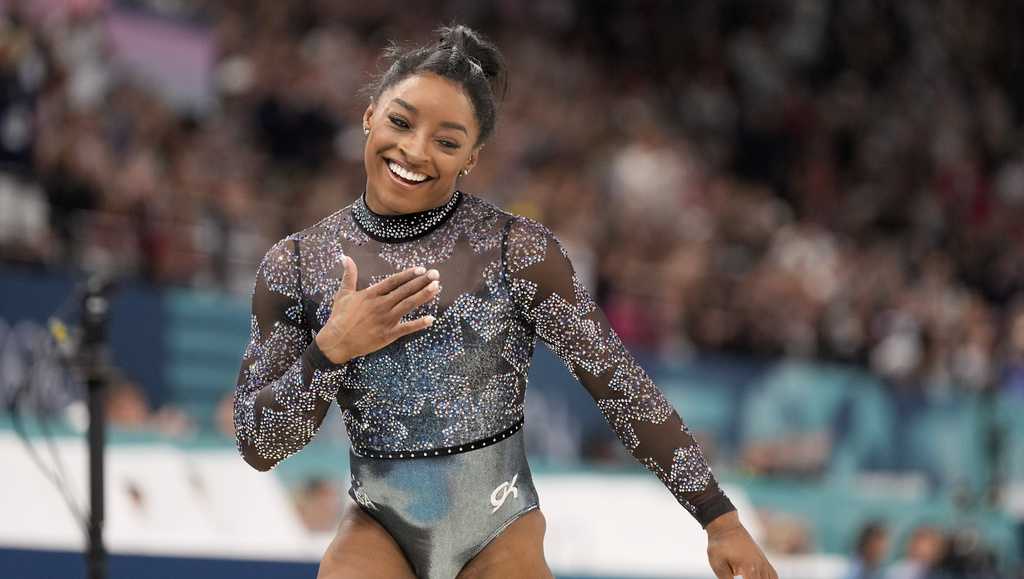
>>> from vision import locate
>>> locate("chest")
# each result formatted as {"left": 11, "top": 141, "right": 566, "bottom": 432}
{"left": 300, "top": 251, "right": 510, "bottom": 337}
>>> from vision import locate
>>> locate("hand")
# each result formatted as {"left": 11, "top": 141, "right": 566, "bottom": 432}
{"left": 315, "top": 256, "right": 440, "bottom": 363}
{"left": 706, "top": 512, "right": 778, "bottom": 579}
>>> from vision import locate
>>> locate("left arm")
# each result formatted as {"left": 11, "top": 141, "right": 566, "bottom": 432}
{"left": 503, "top": 217, "right": 776, "bottom": 578}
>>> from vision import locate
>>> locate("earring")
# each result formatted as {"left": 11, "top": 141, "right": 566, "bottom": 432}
{"left": 460, "top": 168, "right": 471, "bottom": 177}
{"left": 363, "top": 127, "right": 370, "bottom": 136}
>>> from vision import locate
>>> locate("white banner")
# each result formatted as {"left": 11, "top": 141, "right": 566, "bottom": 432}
{"left": 0, "top": 434, "right": 847, "bottom": 578}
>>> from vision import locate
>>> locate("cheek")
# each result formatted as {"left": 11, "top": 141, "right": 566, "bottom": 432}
{"left": 362, "top": 135, "right": 376, "bottom": 163}
{"left": 436, "top": 157, "right": 464, "bottom": 179}
{"left": 363, "top": 134, "right": 389, "bottom": 169}
{"left": 437, "top": 150, "right": 474, "bottom": 179}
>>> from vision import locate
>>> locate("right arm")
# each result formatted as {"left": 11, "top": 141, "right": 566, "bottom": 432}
{"left": 232, "top": 238, "right": 348, "bottom": 471}
{"left": 233, "top": 241, "right": 441, "bottom": 471}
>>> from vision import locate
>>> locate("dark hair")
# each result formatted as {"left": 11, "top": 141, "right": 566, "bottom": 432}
{"left": 366, "top": 25, "right": 508, "bottom": 145}
{"left": 855, "top": 521, "right": 887, "bottom": 555}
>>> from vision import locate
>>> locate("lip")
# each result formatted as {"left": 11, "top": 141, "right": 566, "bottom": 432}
{"left": 384, "top": 158, "right": 433, "bottom": 189}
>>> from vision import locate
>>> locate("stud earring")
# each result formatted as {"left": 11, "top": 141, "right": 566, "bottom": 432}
{"left": 460, "top": 168, "right": 471, "bottom": 177}
{"left": 363, "top": 127, "right": 369, "bottom": 136}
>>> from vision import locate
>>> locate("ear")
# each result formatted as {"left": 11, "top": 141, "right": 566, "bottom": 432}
{"left": 362, "top": 102, "right": 375, "bottom": 132}
{"left": 463, "top": 145, "right": 482, "bottom": 174}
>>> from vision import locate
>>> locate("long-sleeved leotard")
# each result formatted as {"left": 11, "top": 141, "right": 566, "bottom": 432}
{"left": 233, "top": 191, "right": 734, "bottom": 525}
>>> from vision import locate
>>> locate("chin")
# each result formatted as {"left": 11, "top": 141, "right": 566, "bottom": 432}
{"left": 379, "top": 188, "right": 426, "bottom": 212}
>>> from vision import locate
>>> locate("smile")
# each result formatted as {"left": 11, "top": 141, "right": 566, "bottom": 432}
{"left": 387, "top": 160, "right": 431, "bottom": 185}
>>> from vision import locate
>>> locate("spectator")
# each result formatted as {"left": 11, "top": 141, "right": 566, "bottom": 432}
{"left": 846, "top": 521, "right": 890, "bottom": 579}
{"left": 106, "top": 371, "right": 192, "bottom": 438}
{"left": 886, "top": 525, "right": 947, "bottom": 579}
{"left": 935, "top": 529, "right": 1001, "bottom": 579}
{"left": 292, "top": 477, "right": 343, "bottom": 534}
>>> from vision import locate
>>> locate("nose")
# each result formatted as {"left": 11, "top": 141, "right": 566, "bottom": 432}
{"left": 398, "top": 131, "right": 429, "bottom": 167}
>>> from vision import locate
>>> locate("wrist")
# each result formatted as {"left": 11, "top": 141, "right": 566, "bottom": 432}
{"left": 690, "top": 487, "right": 736, "bottom": 529}
{"left": 312, "top": 332, "right": 351, "bottom": 366}
{"left": 705, "top": 511, "right": 742, "bottom": 537}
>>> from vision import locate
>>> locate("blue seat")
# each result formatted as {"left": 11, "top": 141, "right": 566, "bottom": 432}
{"left": 164, "top": 289, "right": 250, "bottom": 432}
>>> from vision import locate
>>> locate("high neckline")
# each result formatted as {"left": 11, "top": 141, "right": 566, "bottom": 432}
{"left": 352, "top": 191, "right": 463, "bottom": 243}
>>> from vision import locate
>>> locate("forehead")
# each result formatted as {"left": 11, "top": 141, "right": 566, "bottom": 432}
{"left": 379, "top": 73, "right": 479, "bottom": 133}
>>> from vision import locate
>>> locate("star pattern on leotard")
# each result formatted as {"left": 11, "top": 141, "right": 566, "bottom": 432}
{"left": 504, "top": 216, "right": 716, "bottom": 504}
{"left": 638, "top": 438, "right": 713, "bottom": 515}
{"left": 591, "top": 352, "right": 675, "bottom": 450}
{"left": 233, "top": 193, "right": 723, "bottom": 523}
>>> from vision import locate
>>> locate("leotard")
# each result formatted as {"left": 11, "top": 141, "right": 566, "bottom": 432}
{"left": 233, "top": 191, "right": 735, "bottom": 577}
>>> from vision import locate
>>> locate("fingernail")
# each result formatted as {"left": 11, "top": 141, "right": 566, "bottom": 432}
{"left": 428, "top": 281, "right": 439, "bottom": 291}
{"left": 425, "top": 316, "right": 435, "bottom": 325}
{"left": 427, "top": 269, "right": 440, "bottom": 280}
{"left": 414, "top": 266, "right": 426, "bottom": 275}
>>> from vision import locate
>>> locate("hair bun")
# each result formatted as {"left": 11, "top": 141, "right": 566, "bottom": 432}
{"left": 367, "top": 23, "right": 508, "bottom": 143}
{"left": 437, "top": 25, "right": 506, "bottom": 87}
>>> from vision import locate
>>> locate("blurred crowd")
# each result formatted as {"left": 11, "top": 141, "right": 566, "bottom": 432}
{"left": 3, "top": 0, "right": 1024, "bottom": 399}
{"left": 3, "top": 1, "right": 1023, "bottom": 568}
{"left": 3, "top": 0, "right": 1023, "bottom": 400}
{"left": 844, "top": 521, "right": 1001, "bottom": 579}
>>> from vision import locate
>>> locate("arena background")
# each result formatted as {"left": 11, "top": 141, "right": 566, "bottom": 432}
{"left": 1, "top": 0, "right": 1023, "bottom": 577}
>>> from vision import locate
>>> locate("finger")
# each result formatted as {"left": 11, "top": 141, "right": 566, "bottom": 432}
{"left": 392, "top": 279, "right": 440, "bottom": 316}
{"left": 390, "top": 316, "right": 435, "bottom": 340}
{"left": 333, "top": 256, "right": 359, "bottom": 303}
{"left": 369, "top": 266, "right": 426, "bottom": 296}
{"left": 764, "top": 563, "right": 779, "bottom": 579}
{"left": 382, "top": 269, "right": 437, "bottom": 307}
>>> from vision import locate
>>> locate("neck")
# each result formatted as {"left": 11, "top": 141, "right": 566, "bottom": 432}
{"left": 364, "top": 188, "right": 456, "bottom": 216}
{"left": 352, "top": 190, "right": 463, "bottom": 243}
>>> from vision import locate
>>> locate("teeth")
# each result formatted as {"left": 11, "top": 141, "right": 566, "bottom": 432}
{"left": 388, "top": 161, "right": 429, "bottom": 183}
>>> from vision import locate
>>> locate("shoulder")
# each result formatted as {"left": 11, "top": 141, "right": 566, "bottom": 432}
{"left": 284, "top": 205, "right": 355, "bottom": 247}
{"left": 258, "top": 237, "right": 297, "bottom": 271}
{"left": 449, "top": 192, "right": 523, "bottom": 253}
{"left": 452, "top": 191, "right": 509, "bottom": 228}
{"left": 497, "top": 211, "right": 570, "bottom": 275}
{"left": 262, "top": 204, "right": 360, "bottom": 260}
{"left": 257, "top": 204, "right": 354, "bottom": 278}
{"left": 506, "top": 213, "right": 555, "bottom": 241}
{"left": 453, "top": 191, "right": 554, "bottom": 241}
{"left": 254, "top": 237, "right": 301, "bottom": 300}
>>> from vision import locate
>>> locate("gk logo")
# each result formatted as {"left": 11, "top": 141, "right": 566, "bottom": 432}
{"left": 490, "top": 474, "right": 519, "bottom": 513}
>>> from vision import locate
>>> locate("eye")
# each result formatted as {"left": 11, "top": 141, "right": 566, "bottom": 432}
{"left": 437, "top": 139, "right": 460, "bottom": 150}
{"left": 388, "top": 114, "right": 410, "bottom": 129}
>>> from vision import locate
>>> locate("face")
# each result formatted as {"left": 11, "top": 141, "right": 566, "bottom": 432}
{"left": 362, "top": 73, "right": 481, "bottom": 215}
{"left": 865, "top": 532, "right": 889, "bottom": 565}
{"left": 908, "top": 529, "right": 945, "bottom": 563}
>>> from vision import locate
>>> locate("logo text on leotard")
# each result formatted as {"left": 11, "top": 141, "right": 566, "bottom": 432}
{"left": 352, "top": 477, "right": 377, "bottom": 510}
{"left": 490, "top": 474, "right": 519, "bottom": 513}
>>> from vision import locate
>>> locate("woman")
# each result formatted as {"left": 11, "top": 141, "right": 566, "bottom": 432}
{"left": 233, "top": 25, "right": 777, "bottom": 579}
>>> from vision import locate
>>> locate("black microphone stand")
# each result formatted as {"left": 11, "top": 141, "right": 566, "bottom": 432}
{"left": 80, "top": 275, "right": 112, "bottom": 579}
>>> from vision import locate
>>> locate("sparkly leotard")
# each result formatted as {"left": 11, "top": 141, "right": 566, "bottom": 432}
{"left": 233, "top": 191, "right": 734, "bottom": 577}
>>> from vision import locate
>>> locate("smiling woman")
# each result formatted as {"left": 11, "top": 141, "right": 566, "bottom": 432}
{"left": 357, "top": 26, "right": 504, "bottom": 218}
{"left": 362, "top": 74, "right": 481, "bottom": 215}
{"left": 232, "top": 24, "right": 777, "bottom": 579}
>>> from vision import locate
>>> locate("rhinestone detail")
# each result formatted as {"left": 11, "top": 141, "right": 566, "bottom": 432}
{"left": 233, "top": 193, "right": 727, "bottom": 525}
{"left": 352, "top": 190, "right": 463, "bottom": 242}
{"left": 353, "top": 417, "right": 524, "bottom": 459}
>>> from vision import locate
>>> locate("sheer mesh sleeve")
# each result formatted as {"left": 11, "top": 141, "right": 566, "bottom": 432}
{"left": 503, "top": 217, "right": 735, "bottom": 527}
{"left": 233, "top": 238, "right": 348, "bottom": 471}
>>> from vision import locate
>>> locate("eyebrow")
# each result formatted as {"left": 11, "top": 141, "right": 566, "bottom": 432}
{"left": 392, "top": 98, "right": 469, "bottom": 136}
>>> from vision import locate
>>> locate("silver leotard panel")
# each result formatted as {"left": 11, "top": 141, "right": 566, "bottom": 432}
{"left": 349, "top": 429, "right": 538, "bottom": 579}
